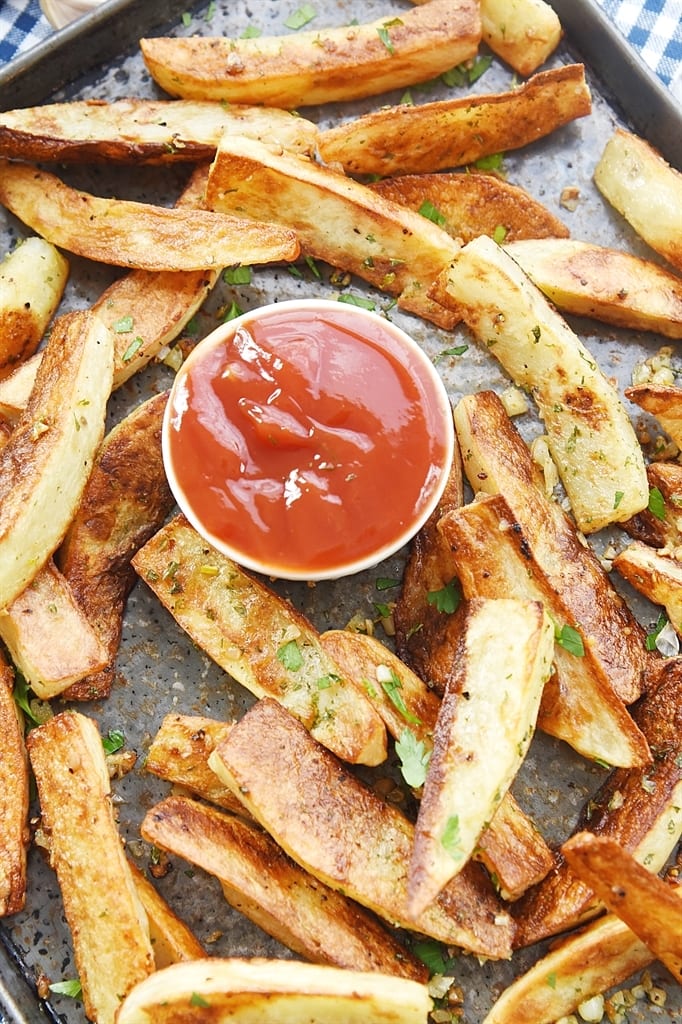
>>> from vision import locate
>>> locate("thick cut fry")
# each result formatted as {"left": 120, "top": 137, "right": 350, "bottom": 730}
{"left": 613, "top": 541, "right": 682, "bottom": 636}
{"left": 513, "top": 657, "right": 682, "bottom": 946}
{"left": 206, "top": 136, "right": 460, "bottom": 328}
{"left": 454, "top": 390, "right": 648, "bottom": 704}
{"left": 622, "top": 462, "right": 682, "bottom": 550}
{"left": 439, "top": 494, "right": 651, "bottom": 767}
{"left": 479, "top": 0, "right": 562, "bottom": 76}
{"left": 117, "top": 957, "right": 433, "bottom": 1024}
{"left": 594, "top": 129, "right": 682, "bottom": 273}
{"left": 563, "top": 832, "right": 682, "bottom": 982}
{"left": 140, "top": 0, "right": 480, "bottom": 108}
{"left": 208, "top": 698, "right": 514, "bottom": 959}
{"left": 142, "top": 795, "right": 427, "bottom": 982}
{"left": 506, "top": 238, "right": 682, "bottom": 339}
{"left": 127, "top": 859, "right": 205, "bottom": 968}
{"left": 475, "top": 793, "right": 556, "bottom": 903}
{"left": 0, "top": 159, "right": 299, "bottom": 272}
{"left": 625, "top": 382, "right": 682, "bottom": 451}
{"left": 132, "top": 516, "right": 387, "bottom": 767}
{"left": 0, "top": 651, "right": 28, "bottom": 916}
{"left": 26, "top": 712, "right": 154, "bottom": 1024}
{"left": 0, "top": 237, "right": 68, "bottom": 379}
{"left": 0, "top": 560, "right": 108, "bottom": 699}
{"left": 317, "top": 65, "right": 591, "bottom": 177}
{"left": 0, "top": 310, "right": 113, "bottom": 610}
{"left": 56, "top": 391, "right": 174, "bottom": 700}
{"left": 370, "top": 172, "right": 569, "bottom": 244}
{"left": 0, "top": 99, "right": 318, "bottom": 162}
{"left": 432, "top": 234, "right": 649, "bottom": 533}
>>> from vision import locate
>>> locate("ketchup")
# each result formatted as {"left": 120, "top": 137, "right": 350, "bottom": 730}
{"left": 165, "top": 303, "right": 452, "bottom": 578}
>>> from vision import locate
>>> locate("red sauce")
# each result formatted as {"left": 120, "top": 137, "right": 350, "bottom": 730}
{"left": 165, "top": 303, "right": 452, "bottom": 578}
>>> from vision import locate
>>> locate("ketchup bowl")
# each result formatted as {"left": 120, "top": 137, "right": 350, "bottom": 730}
{"left": 162, "top": 299, "right": 454, "bottom": 581}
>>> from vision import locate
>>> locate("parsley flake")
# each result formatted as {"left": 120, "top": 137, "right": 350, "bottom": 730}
{"left": 395, "top": 728, "right": 430, "bottom": 788}
{"left": 426, "top": 579, "right": 461, "bottom": 615}
{"left": 555, "top": 623, "right": 585, "bottom": 657}
{"left": 418, "top": 199, "right": 447, "bottom": 227}
{"left": 441, "top": 815, "right": 464, "bottom": 860}
{"left": 112, "top": 315, "right": 134, "bottom": 334}
{"left": 285, "top": 4, "right": 316, "bottom": 30}
{"left": 277, "top": 639, "right": 304, "bottom": 671}
{"left": 49, "top": 979, "right": 82, "bottom": 999}
{"left": 102, "top": 729, "right": 125, "bottom": 755}
{"left": 337, "top": 294, "right": 376, "bottom": 311}
{"left": 223, "top": 265, "right": 252, "bottom": 285}
{"left": 190, "top": 992, "right": 210, "bottom": 1007}
{"left": 648, "top": 485, "right": 666, "bottom": 521}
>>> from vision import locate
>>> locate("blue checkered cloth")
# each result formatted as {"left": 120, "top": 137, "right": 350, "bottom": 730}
{"left": 1, "top": 0, "right": 681, "bottom": 95}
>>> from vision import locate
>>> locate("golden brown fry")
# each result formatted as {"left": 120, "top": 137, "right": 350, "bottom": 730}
{"left": 140, "top": 0, "right": 480, "bottom": 108}
{"left": 0, "top": 650, "right": 28, "bottom": 917}
{"left": 206, "top": 135, "right": 460, "bottom": 328}
{"left": 479, "top": 0, "right": 562, "bottom": 76}
{"left": 317, "top": 65, "right": 591, "bottom": 177}
{"left": 0, "top": 159, "right": 299, "bottom": 272}
{"left": 562, "top": 832, "right": 682, "bottom": 982}
{"left": 208, "top": 697, "right": 514, "bottom": 959}
{"left": 370, "top": 172, "right": 569, "bottom": 244}
{"left": 127, "top": 859, "right": 205, "bottom": 968}
{"left": 613, "top": 541, "right": 682, "bottom": 637}
{"left": 0, "top": 98, "right": 318, "bottom": 162}
{"left": 27, "top": 712, "right": 154, "bottom": 1024}
{"left": 142, "top": 795, "right": 428, "bottom": 981}
{"left": 56, "top": 391, "right": 175, "bottom": 701}
{"left": 475, "top": 793, "right": 556, "bottom": 903}
{"left": 626, "top": 382, "right": 682, "bottom": 451}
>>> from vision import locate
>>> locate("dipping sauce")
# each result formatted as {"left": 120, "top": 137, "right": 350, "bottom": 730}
{"left": 163, "top": 299, "right": 453, "bottom": 580}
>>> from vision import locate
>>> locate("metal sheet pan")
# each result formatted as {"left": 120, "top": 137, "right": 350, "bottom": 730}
{"left": 1, "top": 2, "right": 681, "bottom": 1022}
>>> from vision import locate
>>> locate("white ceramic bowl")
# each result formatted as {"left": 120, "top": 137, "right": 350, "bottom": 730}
{"left": 163, "top": 299, "right": 454, "bottom": 581}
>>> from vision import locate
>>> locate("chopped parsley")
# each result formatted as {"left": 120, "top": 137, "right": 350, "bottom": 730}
{"left": 441, "top": 815, "right": 464, "bottom": 860}
{"left": 426, "top": 579, "right": 461, "bottom": 615}
{"left": 112, "top": 314, "right": 134, "bottom": 334}
{"left": 395, "top": 728, "right": 430, "bottom": 788}
{"left": 418, "top": 199, "right": 447, "bottom": 227}
{"left": 379, "top": 668, "right": 420, "bottom": 725}
{"left": 102, "top": 729, "right": 125, "bottom": 755}
{"left": 645, "top": 611, "right": 669, "bottom": 651}
{"left": 49, "top": 979, "right": 82, "bottom": 999}
{"left": 223, "top": 265, "right": 252, "bottom": 285}
{"left": 190, "top": 992, "right": 210, "bottom": 1007}
{"left": 337, "top": 294, "right": 376, "bottom": 311}
{"left": 277, "top": 639, "right": 304, "bottom": 671}
{"left": 285, "top": 4, "right": 316, "bottom": 30}
{"left": 648, "top": 485, "right": 666, "bottom": 521}
{"left": 376, "top": 576, "right": 401, "bottom": 591}
{"left": 554, "top": 623, "right": 585, "bottom": 657}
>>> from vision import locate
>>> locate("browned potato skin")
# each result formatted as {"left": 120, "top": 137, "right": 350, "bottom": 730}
{"left": 317, "top": 65, "right": 591, "bottom": 177}
{"left": 476, "top": 794, "right": 555, "bottom": 903}
{"left": 513, "top": 657, "right": 682, "bottom": 947}
{"left": 210, "top": 698, "right": 514, "bottom": 959}
{"left": 140, "top": 0, "right": 481, "bottom": 108}
{"left": 613, "top": 540, "right": 682, "bottom": 635}
{"left": 56, "top": 391, "right": 175, "bottom": 701}
{"left": 142, "top": 795, "right": 428, "bottom": 982}
{"left": 370, "top": 173, "right": 569, "bottom": 243}
{"left": 0, "top": 651, "right": 29, "bottom": 916}
{"left": 621, "top": 462, "right": 682, "bottom": 550}
{"left": 626, "top": 382, "right": 682, "bottom": 451}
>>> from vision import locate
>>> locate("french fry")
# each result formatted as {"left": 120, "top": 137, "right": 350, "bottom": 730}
{"left": 408, "top": 597, "right": 554, "bottom": 915}
{"left": 0, "top": 310, "right": 113, "bottom": 610}
{"left": 206, "top": 135, "right": 460, "bottom": 328}
{"left": 208, "top": 697, "right": 514, "bottom": 958}
{"left": 116, "top": 957, "right": 433, "bottom": 1024}
{"left": 613, "top": 541, "right": 682, "bottom": 636}
{"left": 127, "top": 859, "right": 205, "bottom": 968}
{"left": 0, "top": 650, "right": 28, "bottom": 916}
{"left": 56, "top": 391, "right": 175, "bottom": 700}
{"left": 432, "top": 234, "right": 649, "bottom": 533}
{"left": 479, "top": 0, "right": 562, "bottom": 76}
{"left": 506, "top": 237, "right": 682, "bottom": 339}
{"left": 438, "top": 494, "right": 651, "bottom": 767}
{"left": 26, "top": 712, "right": 155, "bottom": 1024}
{"left": 594, "top": 129, "right": 682, "bottom": 273}
{"left": 0, "top": 237, "right": 69, "bottom": 379}
{"left": 140, "top": 0, "right": 481, "bottom": 108}
{"left": 0, "top": 98, "right": 318, "bottom": 162}
{"left": 475, "top": 793, "right": 556, "bottom": 903}
{"left": 142, "top": 795, "right": 428, "bottom": 981}
{"left": 316, "top": 65, "right": 591, "bottom": 177}
{"left": 0, "top": 159, "right": 299, "bottom": 272}
{"left": 513, "top": 656, "right": 682, "bottom": 947}
{"left": 625, "top": 382, "right": 682, "bottom": 451}
{"left": 132, "top": 516, "right": 387, "bottom": 767}
{"left": 369, "top": 171, "right": 569, "bottom": 243}
{"left": 563, "top": 832, "right": 682, "bottom": 982}
{"left": 621, "top": 462, "right": 682, "bottom": 550}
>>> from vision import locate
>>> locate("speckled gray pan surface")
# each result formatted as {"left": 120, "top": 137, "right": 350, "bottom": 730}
{"left": 0, "top": 2, "right": 680, "bottom": 1023}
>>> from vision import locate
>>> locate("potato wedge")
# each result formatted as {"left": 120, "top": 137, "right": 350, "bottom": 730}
{"left": 408, "top": 598, "right": 553, "bottom": 914}
{"left": 506, "top": 237, "right": 682, "bottom": 338}
{"left": 370, "top": 172, "right": 569, "bottom": 244}
{"left": 56, "top": 391, "right": 174, "bottom": 700}
{"left": 454, "top": 389, "right": 648, "bottom": 704}
{"left": 142, "top": 795, "right": 427, "bottom": 981}
{"left": 513, "top": 656, "right": 682, "bottom": 947}
{"left": 208, "top": 697, "right": 514, "bottom": 958}
{"left": 140, "top": 0, "right": 480, "bottom": 108}
{"left": 594, "top": 129, "right": 682, "bottom": 273}
{"left": 0, "top": 237, "right": 69, "bottom": 379}
{"left": 625, "top": 382, "right": 682, "bottom": 451}
{"left": 127, "top": 859, "right": 205, "bottom": 968}
{"left": 613, "top": 540, "right": 682, "bottom": 636}
{"left": 0, "top": 310, "right": 113, "bottom": 610}
{"left": 117, "top": 957, "right": 433, "bottom": 1024}
{"left": 432, "top": 234, "right": 649, "bottom": 533}
{"left": 206, "top": 135, "right": 460, "bottom": 328}
{"left": 475, "top": 793, "right": 556, "bottom": 903}
{"left": 132, "top": 516, "right": 387, "bottom": 767}
{"left": 563, "top": 832, "right": 682, "bottom": 982}
{"left": 26, "top": 712, "right": 154, "bottom": 1024}
{"left": 0, "top": 650, "right": 28, "bottom": 916}
{"left": 438, "top": 494, "right": 651, "bottom": 767}
{"left": 0, "top": 98, "right": 318, "bottom": 162}
{"left": 316, "top": 65, "right": 591, "bottom": 177}
{"left": 0, "top": 560, "right": 108, "bottom": 699}
{"left": 621, "top": 462, "right": 682, "bottom": 550}
{"left": 0, "top": 159, "right": 299, "bottom": 272}
{"left": 479, "top": 0, "right": 562, "bottom": 76}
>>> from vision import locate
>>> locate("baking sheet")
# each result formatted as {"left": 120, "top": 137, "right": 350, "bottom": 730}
{"left": 1, "top": 1, "right": 681, "bottom": 1022}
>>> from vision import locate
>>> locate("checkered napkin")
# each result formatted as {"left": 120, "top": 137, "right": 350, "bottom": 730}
{"left": 0, "top": 0, "right": 51, "bottom": 65}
